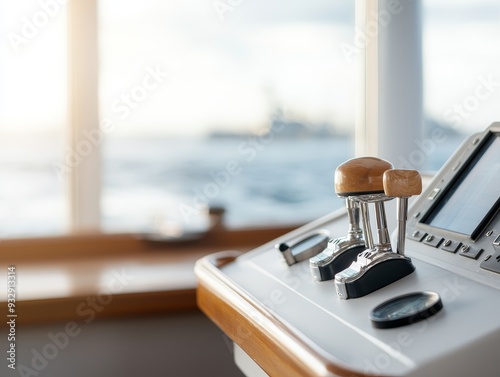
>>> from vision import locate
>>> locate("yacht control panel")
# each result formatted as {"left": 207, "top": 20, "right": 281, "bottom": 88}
{"left": 203, "top": 123, "right": 500, "bottom": 376}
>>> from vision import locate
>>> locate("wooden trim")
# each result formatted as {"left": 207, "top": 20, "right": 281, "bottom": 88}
{"left": 0, "top": 225, "right": 299, "bottom": 264}
{"left": 195, "top": 253, "right": 384, "bottom": 377}
{"left": 0, "top": 226, "right": 299, "bottom": 325}
{"left": 197, "top": 283, "right": 308, "bottom": 377}
{"left": 13, "top": 289, "right": 197, "bottom": 327}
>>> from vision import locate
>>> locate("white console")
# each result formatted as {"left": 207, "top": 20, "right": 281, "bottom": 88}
{"left": 196, "top": 123, "right": 500, "bottom": 377}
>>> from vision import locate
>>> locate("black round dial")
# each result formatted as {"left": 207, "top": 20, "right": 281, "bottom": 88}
{"left": 370, "top": 291, "right": 443, "bottom": 329}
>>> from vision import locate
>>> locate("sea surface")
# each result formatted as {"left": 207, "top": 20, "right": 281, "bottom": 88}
{"left": 0, "top": 135, "right": 466, "bottom": 237}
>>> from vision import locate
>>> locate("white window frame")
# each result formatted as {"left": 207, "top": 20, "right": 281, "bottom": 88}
{"left": 67, "top": 0, "right": 100, "bottom": 232}
{"left": 355, "top": 0, "right": 423, "bottom": 164}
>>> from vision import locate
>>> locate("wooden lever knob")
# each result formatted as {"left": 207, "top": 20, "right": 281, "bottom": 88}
{"left": 383, "top": 169, "right": 422, "bottom": 197}
{"left": 335, "top": 157, "right": 393, "bottom": 196}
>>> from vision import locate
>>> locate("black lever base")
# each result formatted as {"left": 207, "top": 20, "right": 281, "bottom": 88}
{"left": 335, "top": 255, "right": 416, "bottom": 299}
{"left": 310, "top": 242, "right": 365, "bottom": 281}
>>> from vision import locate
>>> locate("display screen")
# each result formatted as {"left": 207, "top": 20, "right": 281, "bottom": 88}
{"left": 422, "top": 133, "right": 500, "bottom": 238}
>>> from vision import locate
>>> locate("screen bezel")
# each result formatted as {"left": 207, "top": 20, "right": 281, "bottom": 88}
{"left": 419, "top": 131, "right": 500, "bottom": 241}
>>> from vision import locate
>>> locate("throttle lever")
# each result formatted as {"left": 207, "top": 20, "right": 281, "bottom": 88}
{"left": 334, "top": 161, "right": 419, "bottom": 299}
{"left": 383, "top": 169, "right": 422, "bottom": 256}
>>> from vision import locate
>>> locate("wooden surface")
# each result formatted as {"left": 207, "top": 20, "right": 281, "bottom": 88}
{"left": 383, "top": 169, "right": 422, "bottom": 197}
{"left": 335, "top": 157, "right": 393, "bottom": 196}
{"left": 0, "top": 225, "right": 298, "bottom": 325}
{"left": 196, "top": 252, "right": 383, "bottom": 377}
{"left": 0, "top": 225, "right": 299, "bottom": 264}
{"left": 15, "top": 289, "right": 197, "bottom": 325}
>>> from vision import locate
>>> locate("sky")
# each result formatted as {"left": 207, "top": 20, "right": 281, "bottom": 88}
{"left": 0, "top": 0, "right": 499, "bottom": 137}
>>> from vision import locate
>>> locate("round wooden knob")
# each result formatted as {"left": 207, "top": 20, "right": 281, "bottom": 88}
{"left": 383, "top": 169, "right": 422, "bottom": 197}
{"left": 335, "top": 157, "right": 393, "bottom": 196}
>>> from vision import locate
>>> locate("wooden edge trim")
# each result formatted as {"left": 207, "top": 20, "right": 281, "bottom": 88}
{"left": 1, "top": 289, "right": 197, "bottom": 327}
{"left": 195, "top": 255, "right": 383, "bottom": 377}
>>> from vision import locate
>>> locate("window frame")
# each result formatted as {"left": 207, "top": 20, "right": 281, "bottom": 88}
{"left": 67, "top": 0, "right": 101, "bottom": 232}
{"left": 355, "top": 0, "right": 423, "bottom": 164}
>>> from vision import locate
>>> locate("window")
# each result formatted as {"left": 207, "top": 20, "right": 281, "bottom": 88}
{"left": 422, "top": 0, "right": 500, "bottom": 170}
{"left": 0, "top": 1, "right": 356, "bottom": 237}
{"left": 8, "top": 1, "right": 494, "bottom": 238}
{"left": 99, "top": 0, "right": 356, "bottom": 232}
{"left": 0, "top": 1, "right": 67, "bottom": 237}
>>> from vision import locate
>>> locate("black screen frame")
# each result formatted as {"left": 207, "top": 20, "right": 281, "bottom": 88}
{"left": 420, "top": 131, "right": 500, "bottom": 240}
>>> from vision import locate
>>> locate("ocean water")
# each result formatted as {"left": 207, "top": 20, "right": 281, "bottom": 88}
{"left": 102, "top": 136, "right": 354, "bottom": 232}
{"left": 0, "top": 135, "right": 465, "bottom": 237}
